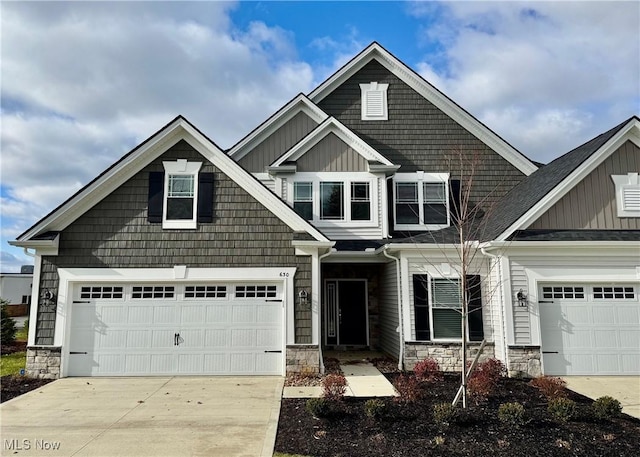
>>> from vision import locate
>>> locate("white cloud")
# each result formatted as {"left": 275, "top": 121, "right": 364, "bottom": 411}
{"left": 413, "top": 1, "right": 640, "bottom": 162}
{"left": 0, "top": 251, "right": 32, "bottom": 273}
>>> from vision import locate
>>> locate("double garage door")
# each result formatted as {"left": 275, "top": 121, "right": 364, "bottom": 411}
{"left": 67, "top": 282, "right": 283, "bottom": 376}
{"left": 539, "top": 284, "right": 639, "bottom": 375}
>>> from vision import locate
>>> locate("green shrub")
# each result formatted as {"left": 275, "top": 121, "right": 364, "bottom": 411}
{"left": 321, "top": 374, "right": 347, "bottom": 401}
{"left": 498, "top": 402, "right": 526, "bottom": 426}
{"left": 548, "top": 397, "right": 576, "bottom": 423}
{"left": 592, "top": 396, "right": 622, "bottom": 420}
{"left": 306, "top": 398, "right": 331, "bottom": 418}
{"left": 1, "top": 303, "right": 17, "bottom": 346}
{"left": 364, "top": 399, "right": 386, "bottom": 420}
{"left": 529, "top": 376, "right": 567, "bottom": 399}
{"left": 433, "top": 402, "right": 456, "bottom": 427}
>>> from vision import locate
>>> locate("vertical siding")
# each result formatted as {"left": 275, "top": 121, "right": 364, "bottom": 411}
{"left": 296, "top": 133, "right": 369, "bottom": 172}
{"left": 378, "top": 260, "right": 400, "bottom": 358}
{"left": 36, "top": 140, "right": 312, "bottom": 345}
{"left": 239, "top": 112, "right": 318, "bottom": 172}
{"left": 318, "top": 59, "right": 527, "bottom": 212}
{"left": 509, "top": 260, "right": 532, "bottom": 345}
{"left": 530, "top": 141, "right": 640, "bottom": 229}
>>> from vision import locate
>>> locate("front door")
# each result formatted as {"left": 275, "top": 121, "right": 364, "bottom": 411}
{"left": 325, "top": 280, "right": 368, "bottom": 346}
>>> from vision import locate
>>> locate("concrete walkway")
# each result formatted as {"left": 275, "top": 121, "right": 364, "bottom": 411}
{"left": 563, "top": 376, "right": 640, "bottom": 419}
{"left": 1, "top": 377, "right": 283, "bottom": 457}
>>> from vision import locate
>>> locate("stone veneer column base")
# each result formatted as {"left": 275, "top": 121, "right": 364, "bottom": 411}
{"left": 403, "top": 342, "right": 495, "bottom": 372}
{"left": 26, "top": 346, "right": 61, "bottom": 379}
{"left": 286, "top": 345, "right": 320, "bottom": 375}
{"left": 507, "top": 346, "right": 542, "bottom": 378}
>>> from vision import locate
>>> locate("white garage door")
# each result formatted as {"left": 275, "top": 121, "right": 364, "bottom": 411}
{"left": 67, "top": 282, "right": 283, "bottom": 376}
{"left": 539, "top": 284, "right": 640, "bottom": 375}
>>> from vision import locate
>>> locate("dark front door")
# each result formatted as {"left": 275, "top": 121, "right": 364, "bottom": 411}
{"left": 324, "top": 279, "right": 368, "bottom": 346}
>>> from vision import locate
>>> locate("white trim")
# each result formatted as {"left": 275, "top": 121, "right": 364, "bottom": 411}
{"left": 308, "top": 43, "right": 537, "bottom": 176}
{"left": 496, "top": 118, "right": 640, "bottom": 241}
{"left": 162, "top": 160, "right": 202, "bottom": 229}
{"left": 9, "top": 234, "right": 59, "bottom": 256}
{"left": 360, "top": 82, "right": 389, "bottom": 121}
{"left": 27, "top": 254, "right": 42, "bottom": 346}
{"left": 612, "top": 173, "right": 640, "bottom": 217}
{"left": 393, "top": 172, "right": 450, "bottom": 231}
{"left": 228, "top": 94, "right": 328, "bottom": 160}
{"left": 400, "top": 255, "right": 412, "bottom": 341}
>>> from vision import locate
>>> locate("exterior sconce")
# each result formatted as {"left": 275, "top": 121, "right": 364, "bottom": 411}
{"left": 41, "top": 289, "right": 56, "bottom": 309}
{"left": 516, "top": 289, "right": 528, "bottom": 307}
{"left": 298, "top": 289, "right": 309, "bottom": 309}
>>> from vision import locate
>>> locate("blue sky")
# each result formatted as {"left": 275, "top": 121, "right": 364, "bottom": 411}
{"left": 1, "top": 1, "right": 639, "bottom": 272}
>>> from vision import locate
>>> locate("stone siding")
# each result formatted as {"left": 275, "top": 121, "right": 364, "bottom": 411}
{"left": 26, "top": 346, "right": 61, "bottom": 379}
{"left": 507, "top": 346, "right": 542, "bottom": 378}
{"left": 404, "top": 342, "right": 495, "bottom": 372}
{"left": 286, "top": 345, "right": 320, "bottom": 374}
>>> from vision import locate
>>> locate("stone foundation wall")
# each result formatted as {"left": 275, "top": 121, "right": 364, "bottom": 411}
{"left": 404, "top": 342, "right": 495, "bottom": 372}
{"left": 286, "top": 345, "right": 320, "bottom": 374}
{"left": 507, "top": 346, "right": 542, "bottom": 378}
{"left": 26, "top": 346, "right": 61, "bottom": 379}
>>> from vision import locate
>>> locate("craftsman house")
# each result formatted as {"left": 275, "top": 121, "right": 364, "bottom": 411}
{"left": 11, "top": 43, "right": 639, "bottom": 379}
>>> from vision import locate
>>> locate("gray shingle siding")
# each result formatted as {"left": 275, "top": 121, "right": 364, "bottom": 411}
{"left": 36, "top": 139, "right": 312, "bottom": 345}
{"left": 318, "top": 60, "right": 526, "bottom": 210}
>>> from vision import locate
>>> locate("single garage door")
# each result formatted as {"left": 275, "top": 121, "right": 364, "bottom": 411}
{"left": 539, "top": 284, "right": 640, "bottom": 375}
{"left": 67, "top": 282, "right": 283, "bottom": 376}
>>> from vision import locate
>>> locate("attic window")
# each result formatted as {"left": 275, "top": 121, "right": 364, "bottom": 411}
{"left": 612, "top": 173, "right": 640, "bottom": 217}
{"left": 359, "top": 82, "right": 388, "bottom": 120}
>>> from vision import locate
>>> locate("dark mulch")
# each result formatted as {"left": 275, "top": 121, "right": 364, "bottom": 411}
{"left": 275, "top": 373, "right": 640, "bottom": 457}
{"left": 1, "top": 375, "right": 54, "bottom": 403}
{"left": 1, "top": 340, "right": 27, "bottom": 355}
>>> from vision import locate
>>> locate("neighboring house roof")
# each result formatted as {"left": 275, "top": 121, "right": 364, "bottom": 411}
{"left": 488, "top": 116, "right": 640, "bottom": 241}
{"left": 227, "top": 93, "right": 328, "bottom": 160}
{"left": 13, "top": 116, "right": 330, "bottom": 244}
{"left": 308, "top": 42, "right": 538, "bottom": 176}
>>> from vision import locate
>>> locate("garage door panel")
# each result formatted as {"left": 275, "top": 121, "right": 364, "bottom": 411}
{"left": 622, "top": 355, "right": 640, "bottom": 372}
{"left": 180, "top": 305, "right": 205, "bottom": 324}
{"left": 619, "top": 330, "right": 640, "bottom": 348}
{"left": 95, "top": 354, "right": 122, "bottom": 375}
{"left": 152, "top": 305, "right": 178, "bottom": 324}
{"left": 203, "top": 354, "right": 230, "bottom": 373}
{"left": 592, "top": 306, "right": 615, "bottom": 323}
{"left": 100, "top": 306, "right": 126, "bottom": 324}
{"left": 127, "top": 330, "right": 152, "bottom": 348}
{"left": 128, "top": 306, "right": 154, "bottom": 324}
{"left": 595, "top": 354, "right": 621, "bottom": 373}
{"left": 178, "top": 329, "right": 204, "bottom": 348}
{"left": 257, "top": 304, "right": 281, "bottom": 323}
{"left": 206, "top": 305, "right": 232, "bottom": 323}
{"left": 150, "top": 354, "right": 176, "bottom": 373}
{"left": 233, "top": 305, "right": 257, "bottom": 323}
{"left": 231, "top": 329, "right": 256, "bottom": 347}
{"left": 178, "top": 354, "right": 204, "bottom": 373}
{"left": 618, "top": 306, "right": 639, "bottom": 322}
{"left": 125, "top": 354, "right": 150, "bottom": 373}
{"left": 152, "top": 330, "right": 176, "bottom": 348}
{"left": 256, "top": 329, "right": 280, "bottom": 347}
{"left": 205, "top": 329, "right": 230, "bottom": 348}
{"left": 97, "top": 330, "right": 127, "bottom": 349}
{"left": 230, "top": 353, "right": 255, "bottom": 372}
{"left": 594, "top": 330, "right": 618, "bottom": 347}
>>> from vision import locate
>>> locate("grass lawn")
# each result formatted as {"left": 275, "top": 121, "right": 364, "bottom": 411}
{"left": 1, "top": 352, "right": 26, "bottom": 376}
{"left": 16, "top": 323, "right": 28, "bottom": 342}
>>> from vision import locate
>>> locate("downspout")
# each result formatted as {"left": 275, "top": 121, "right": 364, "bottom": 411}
{"left": 317, "top": 248, "right": 334, "bottom": 375}
{"left": 383, "top": 247, "right": 404, "bottom": 371}
{"left": 480, "top": 245, "right": 510, "bottom": 371}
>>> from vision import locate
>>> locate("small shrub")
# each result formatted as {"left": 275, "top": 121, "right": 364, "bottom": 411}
{"left": 306, "top": 398, "right": 331, "bottom": 418}
{"left": 479, "top": 358, "right": 507, "bottom": 379}
{"left": 529, "top": 376, "right": 567, "bottom": 399}
{"left": 467, "top": 358, "right": 507, "bottom": 403}
{"left": 413, "top": 358, "right": 443, "bottom": 383}
{"left": 1, "top": 303, "right": 17, "bottom": 346}
{"left": 498, "top": 402, "right": 526, "bottom": 426}
{"left": 322, "top": 374, "right": 347, "bottom": 401}
{"left": 433, "top": 402, "right": 457, "bottom": 427}
{"left": 364, "top": 398, "right": 386, "bottom": 420}
{"left": 393, "top": 373, "right": 421, "bottom": 403}
{"left": 592, "top": 396, "right": 622, "bottom": 420}
{"left": 548, "top": 397, "right": 576, "bottom": 423}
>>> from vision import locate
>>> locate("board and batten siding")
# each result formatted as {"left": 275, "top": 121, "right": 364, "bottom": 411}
{"left": 529, "top": 141, "right": 640, "bottom": 230}
{"left": 318, "top": 59, "right": 527, "bottom": 211}
{"left": 296, "top": 133, "right": 369, "bottom": 172}
{"left": 378, "top": 260, "right": 400, "bottom": 358}
{"left": 36, "top": 140, "right": 312, "bottom": 345}
{"left": 509, "top": 261, "right": 532, "bottom": 345}
{"left": 239, "top": 111, "right": 319, "bottom": 173}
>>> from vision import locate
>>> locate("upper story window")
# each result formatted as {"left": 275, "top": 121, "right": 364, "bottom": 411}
{"left": 289, "top": 173, "right": 377, "bottom": 227}
{"left": 612, "top": 173, "right": 640, "bottom": 217}
{"left": 394, "top": 172, "right": 449, "bottom": 231}
{"left": 359, "top": 82, "right": 389, "bottom": 121}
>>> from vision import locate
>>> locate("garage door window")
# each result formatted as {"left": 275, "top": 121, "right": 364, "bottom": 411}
{"left": 235, "top": 285, "right": 277, "bottom": 298}
{"left": 185, "top": 285, "right": 227, "bottom": 299}
{"left": 132, "top": 286, "right": 175, "bottom": 299}
{"left": 80, "top": 286, "right": 124, "bottom": 299}
{"left": 593, "top": 286, "right": 635, "bottom": 300}
{"left": 541, "top": 286, "right": 585, "bottom": 300}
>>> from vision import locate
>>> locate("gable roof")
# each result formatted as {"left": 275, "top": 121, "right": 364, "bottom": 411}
{"left": 13, "top": 116, "right": 330, "bottom": 244}
{"left": 308, "top": 42, "right": 538, "bottom": 176}
{"left": 268, "top": 116, "right": 398, "bottom": 173}
{"left": 488, "top": 116, "right": 640, "bottom": 241}
{"left": 227, "top": 93, "right": 328, "bottom": 161}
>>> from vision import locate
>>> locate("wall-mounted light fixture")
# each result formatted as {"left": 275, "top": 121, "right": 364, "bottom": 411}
{"left": 298, "top": 289, "right": 309, "bottom": 309}
{"left": 41, "top": 289, "right": 56, "bottom": 309}
{"left": 516, "top": 289, "right": 528, "bottom": 307}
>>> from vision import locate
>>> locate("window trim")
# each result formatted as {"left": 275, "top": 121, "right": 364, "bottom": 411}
{"left": 612, "top": 173, "right": 640, "bottom": 217}
{"left": 287, "top": 172, "right": 378, "bottom": 227}
{"left": 359, "top": 82, "right": 389, "bottom": 120}
{"left": 162, "top": 160, "right": 202, "bottom": 229}
{"left": 393, "top": 172, "right": 450, "bottom": 231}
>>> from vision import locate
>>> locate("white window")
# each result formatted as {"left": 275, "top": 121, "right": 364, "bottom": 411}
{"left": 293, "top": 182, "right": 313, "bottom": 220}
{"left": 163, "top": 160, "right": 202, "bottom": 229}
{"left": 359, "top": 82, "right": 389, "bottom": 120}
{"left": 612, "top": 173, "right": 640, "bottom": 217}
{"left": 394, "top": 172, "right": 449, "bottom": 231}
{"left": 431, "top": 278, "right": 462, "bottom": 340}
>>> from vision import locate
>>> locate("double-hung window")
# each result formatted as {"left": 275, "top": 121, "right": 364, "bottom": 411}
{"left": 320, "top": 182, "right": 344, "bottom": 220}
{"left": 394, "top": 173, "right": 449, "bottom": 231}
{"left": 293, "top": 182, "right": 313, "bottom": 220}
{"left": 351, "top": 182, "right": 371, "bottom": 221}
{"left": 162, "top": 160, "right": 202, "bottom": 229}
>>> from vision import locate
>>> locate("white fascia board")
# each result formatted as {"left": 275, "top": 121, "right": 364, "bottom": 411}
{"left": 228, "top": 94, "right": 328, "bottom": 161}
{"left": 270, "top": 117, "right": 394, "bottom": 168}
{"left": 179, "top": 122, "right": 330, "bottom": 243}
{"left": 485, "top": 240, "right": 640, "bottom": 258}
{"left": 382, "top": 241, "right": 480, "bottom": 253}
{"left": 9, "top": 235, "right": 60, "bottom": 256}
{"left": 309, "top": 43, "right": 537, "bottom": 176}
{"left": 496, "top": 120, "right": 640, "bottom": 242}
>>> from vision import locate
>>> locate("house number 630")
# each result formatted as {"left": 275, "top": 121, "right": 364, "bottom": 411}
{"left": 279, "top": 272, "right": 290, "bottom": 277}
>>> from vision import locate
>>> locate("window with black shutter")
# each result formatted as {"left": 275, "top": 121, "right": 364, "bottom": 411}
{"left": 413, "top": 274, "right": 430, "bottom": 340}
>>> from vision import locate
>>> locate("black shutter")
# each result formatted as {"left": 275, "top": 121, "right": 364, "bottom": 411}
{"left": 413, "top": 274, "right": 430, "bottom": 340}
{"left": 197, "top": 172, "right": 214, "bottom": 223}
{"left": 449, "top": 179, "right": 462, "bottom": 224}
{"left": 466, "top": 275, "right": 484, "bottom": 341}
{"left": 148, "top": 172, "right": 164, "bottom": 223}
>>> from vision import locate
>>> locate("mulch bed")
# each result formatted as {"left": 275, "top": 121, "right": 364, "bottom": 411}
{"left": 275, "top": 373, "right": 640, "bottom": 457}
{"left": 1, "top": 375, "right": 54, "bottom": 403}
{"left": 1, "top": 340, "right": 27, "bottom": 355}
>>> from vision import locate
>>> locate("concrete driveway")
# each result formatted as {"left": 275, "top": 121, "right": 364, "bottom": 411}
{"left": 1, "top": 377, "right": 283, "bottom": 457}
{"left": 563, "top": 376, "right": 640, "bottom": 419}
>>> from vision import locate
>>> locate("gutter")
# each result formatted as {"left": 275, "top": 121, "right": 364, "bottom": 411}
{"left": 382, "top": 246, "right": 405, "bottom": 371}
